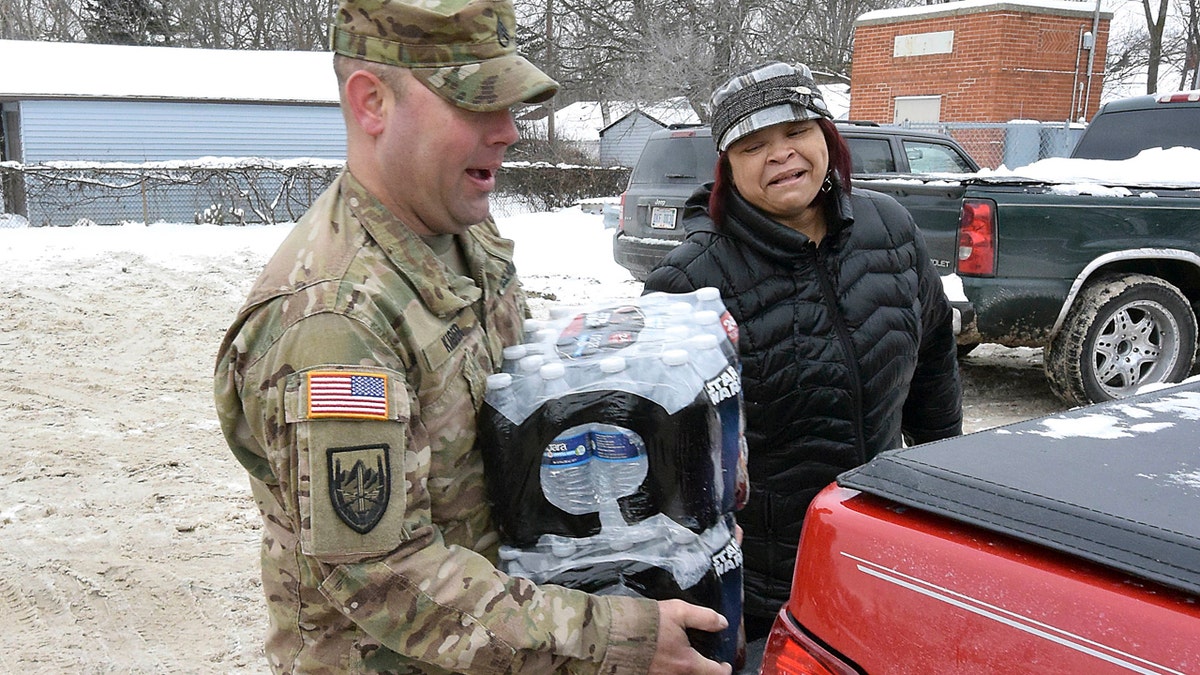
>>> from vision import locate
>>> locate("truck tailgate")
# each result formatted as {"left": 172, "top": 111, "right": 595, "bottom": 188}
{"left": 855, "top": 176, "right": 967, "bottom": 273}
{"left": 784, "top": 381, "right": 1200, "bottom": 673}
{"left": 788, "top": 486, "right": 1200, "bottom": 674}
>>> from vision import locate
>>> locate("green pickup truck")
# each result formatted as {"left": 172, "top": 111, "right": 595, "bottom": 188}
{"left": 861, "top": 91, "right": 1200, "bottom": 405}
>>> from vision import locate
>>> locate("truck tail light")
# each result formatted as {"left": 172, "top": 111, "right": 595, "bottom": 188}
{"left": 957, "top": 199, "right": 996, "bottom": 277}
{"left": 759, "top": 611, "right": 859, "bottom": 675}
{"left": 617, "top": 192, "right": 627, "bottom": 233}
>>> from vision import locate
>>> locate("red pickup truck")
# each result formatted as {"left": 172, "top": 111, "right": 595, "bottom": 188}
{"left": 757, "top": 380, "right": 1200, "bottom": 674}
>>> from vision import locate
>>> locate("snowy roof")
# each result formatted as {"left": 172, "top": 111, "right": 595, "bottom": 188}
{"left": 857, "top": 0, "right": 1114, "bottom": 25}
{"left": 0, "top": 39, "right": 339, "bottom": 104}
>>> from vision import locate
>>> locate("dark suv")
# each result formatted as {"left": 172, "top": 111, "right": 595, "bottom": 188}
{"left": 612, "top": 122, "right": 979, "bottom": 280}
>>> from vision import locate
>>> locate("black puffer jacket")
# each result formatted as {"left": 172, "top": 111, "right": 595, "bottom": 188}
{"left": 644, "top": 182, "right": 962, "bottom": 622}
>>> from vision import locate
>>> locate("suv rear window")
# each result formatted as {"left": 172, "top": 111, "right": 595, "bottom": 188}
{"left": 846, "top": 138, "right": 896, "bottom": 173}
{"left": 629, "top": 134, "right": 717, "bottom": 185}
{"left": 1072, "top": 108, "right": 1200, "bottom": 160}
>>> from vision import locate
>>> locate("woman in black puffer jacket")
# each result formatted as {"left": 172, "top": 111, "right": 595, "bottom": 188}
{"left": 644, "top": 62, "right": 963, "bottom": 642}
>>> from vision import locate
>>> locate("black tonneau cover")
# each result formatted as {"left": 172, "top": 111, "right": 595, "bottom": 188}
{"left": 839, "top": 381, "right": 1200, "bottom": 597}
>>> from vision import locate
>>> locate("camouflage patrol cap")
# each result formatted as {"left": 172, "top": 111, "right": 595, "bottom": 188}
{"left": 331, "top": 0, "right": 558, "bottom": 112}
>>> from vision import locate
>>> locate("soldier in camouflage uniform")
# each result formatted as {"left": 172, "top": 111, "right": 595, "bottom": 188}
{"left": 213, "top": 1, "right": 732, "bottom": 673}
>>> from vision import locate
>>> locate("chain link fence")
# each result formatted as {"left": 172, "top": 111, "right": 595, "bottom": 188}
{"left": 0, "top": 159, "right": 344, "bottom": 227}
{"left": 899, "top": 121, "right": 1086, "bottom": 170}
{"left": 0, "top": 159, "right": 631, "bottom": 227}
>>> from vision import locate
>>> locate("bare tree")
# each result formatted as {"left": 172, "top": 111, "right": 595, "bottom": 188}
{"left": 1142, "top": 0, "right": 1172, "bottom": 92}
{"left": 1105, "top": 12, "right": 1154, "bottom": 92}
{"left": 0, "top": 0, "right": 335, "bottom": 49}
{"left": 1104, "top": 0, "right": 1196, "bottom": 94}
{"left": 515, "top": 0, "right": 898, "bottom": 124}
{"left": 169, "top": 0, "right": 333, "bottom": 50}
{"left": 1180, "top": 0, "right": 1200, "bottom": 87}
{"left": 0, "top": 0, "right": 85, "bottom": 41}
{"left": 280, "top": 0, "right": 336, "bottom": 50}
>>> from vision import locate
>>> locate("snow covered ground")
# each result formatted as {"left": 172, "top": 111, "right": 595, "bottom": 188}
{"left": 0, "top": 203, "right": 646, "bottom": 321}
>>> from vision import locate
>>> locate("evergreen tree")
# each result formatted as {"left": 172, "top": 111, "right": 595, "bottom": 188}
{"left": 82, "top": 0, "right": 171, "bottom": 45}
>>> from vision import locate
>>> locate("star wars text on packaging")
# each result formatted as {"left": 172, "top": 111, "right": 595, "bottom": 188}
{"left": 477, "top": 288, "right": 748, "bottom": 665}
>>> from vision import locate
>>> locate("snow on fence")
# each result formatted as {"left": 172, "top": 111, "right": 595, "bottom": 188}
{"left": 0, "top": 159, "right": 632, "bottom": 227}
{"left": 0, "top": 158, "right": 342, "bottom": 227}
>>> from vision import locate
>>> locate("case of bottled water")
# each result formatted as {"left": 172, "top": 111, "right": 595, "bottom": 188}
{"left": 477, "top": 288, "right": 747, "bottom": 666}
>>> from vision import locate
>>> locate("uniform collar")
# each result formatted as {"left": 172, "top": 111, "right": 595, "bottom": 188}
{"left": 340, "top": 173, "right": 484, "bottom": 318}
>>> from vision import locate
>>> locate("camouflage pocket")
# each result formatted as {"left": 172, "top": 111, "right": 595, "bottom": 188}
{"left": 287, "top": 365, "right": 413, "bottom": 560}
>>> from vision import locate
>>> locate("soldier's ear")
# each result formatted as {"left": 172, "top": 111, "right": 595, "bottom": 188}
{"left": 344, "top": 69, "right": 389, "bottom": 137}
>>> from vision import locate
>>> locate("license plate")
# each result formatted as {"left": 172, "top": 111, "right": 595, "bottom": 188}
{"left": 650, "top": 206, "right": 677, "bottom": 229}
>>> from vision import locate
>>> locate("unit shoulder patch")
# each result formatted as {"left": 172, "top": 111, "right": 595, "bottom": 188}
{"left": 327, "top": 444, "right": 390, "bottom": 534}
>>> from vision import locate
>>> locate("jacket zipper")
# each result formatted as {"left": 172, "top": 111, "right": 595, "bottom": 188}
{"left": 809, "top": 243, "right": 869, "bottom": 465}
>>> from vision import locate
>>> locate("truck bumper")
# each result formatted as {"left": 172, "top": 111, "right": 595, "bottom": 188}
{"left": 612, "top": 231, "right": 680, "bottom": 281}
{"left": 950, "top": 300, "right": 977, "bottom": 342}
{"left": 961, "top": 276, "right": 1071, "bottom": 347}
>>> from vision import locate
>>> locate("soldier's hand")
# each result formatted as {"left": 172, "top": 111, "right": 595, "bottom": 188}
{"left": 649, "top": 599, "right": 733, "bottom": 675}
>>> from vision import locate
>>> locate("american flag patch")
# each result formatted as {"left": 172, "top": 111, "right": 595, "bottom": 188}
{"left": 307, "top": 372, "right": 389, "bottom": 420}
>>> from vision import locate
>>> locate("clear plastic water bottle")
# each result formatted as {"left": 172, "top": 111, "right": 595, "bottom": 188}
{"left": 485, "top": 372, "right": 516, "bottom": 407}
{"left": 591, "top": 358, "right": 649, "bottom": 498}
{"left": 538, "top": 361, "right": 572, "bottom": 400}
{"left": 651, "top": 348, "right": 702, "bottom": 413}
{"left": 518, "top": 353, "right": 545, "bottom": 376}
{"left": 501, "top": 344, "right": 528, "bottom": 373}
{"left": 597, "top": 355, "right": 640, "bottom": 396}
{"left": 688, "top": 333, "right": 730, "bottom": 381}
{"left": 523, "top": 318, "right": 545, "bottom": 342}
{"left": 692, "top": 310, "right": 737, "bottom": 363}
{"left": 695, "top": 286, "right": 739, "bottom": 348}
{"left": 693, "top": 286, "right": 723, "bottom": 313}
{"left": 592, "top": 423, "right": 649, "bottom": 500}
{"left": 666, "top": 301, "right": 694, "bottom": 329}
{"left": 506, "top": 353, "right": 546, "bottom": 413}
{"left": 540, "top": 424, "right": 595, "bottom": 515}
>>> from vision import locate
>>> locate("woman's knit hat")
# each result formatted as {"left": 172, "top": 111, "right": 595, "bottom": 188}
{"left": 710, "top": 62, "right": 832, "bottom": 152}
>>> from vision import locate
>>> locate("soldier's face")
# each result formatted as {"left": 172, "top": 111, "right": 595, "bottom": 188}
{"left": 378, "top": 71, "right": 519, "bottom": 236}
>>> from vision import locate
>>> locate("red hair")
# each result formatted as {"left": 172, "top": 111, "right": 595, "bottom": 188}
{"left": 708, "top": 118, "right": 853, "bottom": 228}
{"left": 819, "top": 119, "right": 853, "bottom": 196}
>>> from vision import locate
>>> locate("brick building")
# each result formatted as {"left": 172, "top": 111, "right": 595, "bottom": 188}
{"left": 850, "top": 0, "right": 1112, "bottom": 125}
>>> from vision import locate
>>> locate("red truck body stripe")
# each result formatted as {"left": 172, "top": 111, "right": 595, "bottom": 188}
{"left": 786, "top": 486, "right": 1200, "bottom": 674}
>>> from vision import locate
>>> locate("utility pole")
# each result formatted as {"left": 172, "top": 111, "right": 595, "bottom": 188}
{"left": 545, "top": 0, "right": 556, "bottom": 145}
{"left": 1083, "top": 0, "right": 1101, "bottom": 119}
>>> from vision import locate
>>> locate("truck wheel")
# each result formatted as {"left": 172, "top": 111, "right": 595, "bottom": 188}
{"left": 1046, "top": 274, "right": 1197, "bottom": 406}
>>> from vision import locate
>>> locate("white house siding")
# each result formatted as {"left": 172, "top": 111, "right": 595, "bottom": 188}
{"left": 16, "top": 99, "right": 345, "bottom": 163}
{"left": 9, "top": 99, "right": 345, "bottom": 225}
